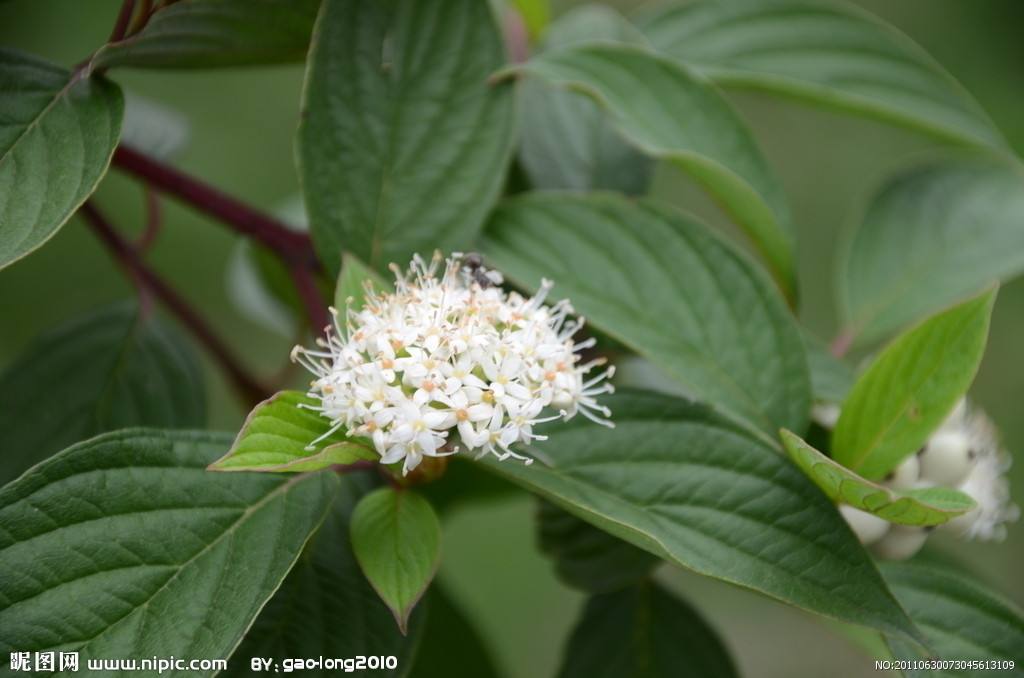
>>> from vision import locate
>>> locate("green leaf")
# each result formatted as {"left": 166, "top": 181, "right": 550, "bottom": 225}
{"left": 804, "top": 332, "right": 855, "bottom": 404}
{"left": 638, "top": 0, "right": 1004, "bottom": 149}
{"left": 299, "top": 0, "right": 515, "bottom": 276}
{"left": 833, "top": 287, "right": 996, "bottom": 480}
{"left": 496, "top": 44, "right": 797, "bottom": 298}
{"left": 482, "top": 193, "right": 810, "bottom": 438}
{"left": 518, "top": 6, "right": 653, "bottom": 195}
{"left": 474, "top": 390, "right": 918, "bottom": 640}
{"left": 0, "top": 49, "right": 123, "bottom": 269}
{"left": 350, "top": 488, "right": 442, "bottom": 634}
{"left": 841, "top": 159, "right": 1024, "bottom": 345}
{"left": 882, "top": 559, "right": 1024, "bottom": 677}
{"left": 0, "top": 430, "right": 338, "bottom": 670}
{"left": 409, "top": 584, "right": 500, "bottom": 678}
{"left": 224, "top": 475, "right": 425, "bottom": 677}
{"left": 781, "top": 430, "right": 974, "bottom": 527}
{"left": 210, "top": 390, "right": 377, "bottom": 473}
{"left": 91, "top": 0, "right": 320, "bottom": 70}
{"left": 512, "top": 0, "right": 551, "bottom": 40}
{"left": 538, "top": 500, "right": 658, "bottom": 593}
{"left": 336, "top": 251, "right": 389, "bottom": 315}
{"left": 0, "top": 302, "right": 205, "bottom": 486}
{"left": 557, "top": 581, "right": 738, "bottom": 678}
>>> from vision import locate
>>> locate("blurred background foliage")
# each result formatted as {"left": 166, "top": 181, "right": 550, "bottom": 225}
{"left": 1, "top": 1, "right": 1022, "bottom": 676}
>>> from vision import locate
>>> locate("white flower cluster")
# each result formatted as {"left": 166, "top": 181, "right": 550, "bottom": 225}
{"left": 291, "top": 252, "right": 614, "bottom": 475}
{"left": 826, "top": 399, "right": 1020, "bottom": 560}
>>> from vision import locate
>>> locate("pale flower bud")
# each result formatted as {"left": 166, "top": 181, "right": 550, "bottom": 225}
{"left": 883, "top": 454, "right": 920, "bottom": 490}
{"left": 918, "top": 430, "right": 974, "bottom": 487}
{"left": 838, "top": 504, "right": 889, "bottom": 545}
{"left": 871, "top": 525, "right": 929, "bottom": 561}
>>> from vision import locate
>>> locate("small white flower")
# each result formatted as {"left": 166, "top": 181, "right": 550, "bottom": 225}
{"left": 291, "top": 252, "right": 614, "bottom": 474}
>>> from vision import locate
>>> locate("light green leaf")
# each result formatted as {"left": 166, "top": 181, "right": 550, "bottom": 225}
{"left": 299, "top": 0, "right": 515, "bottom": 276}
{"left": 518, "top": 6, "right": 653, "bottom": 195}
{"left": 224, "top": 475, "right": 425, "bottom": 677}
{"left": 482, "top": 193, "right": 810, "bottom": 438}
{"left": 91, "top": 0, "right": 320, "bottom": 70}
{"left": 350, "top": 488, "right": 442, "bottom": 633}
{"left": 882, "top": 559, "right": 1024, "bottom": 677}
{"left": 538, "top": 500, "right": 658, "bottom": 593}
{"left": 475, "top": 390, "right": 918, "bottom": 640}
{"left": 0, "top": 49, "right": 123, "bottom": 269}
{"left": 497, "top": 43, "right": 797, "bottom": 298}
{"left": 512, "top": 0, "right": 551, "bottom": 40}
{"left": 804, "top": 331, "right": 855, "bottom": 404}
{"left": 781, "top": 430, "right": 974, "bottom": 526}
{"left": 210, "top": 390, "right": 377, "bottom": 473}
{"left": 336, "top": 251, "right": 389, "bottom": 315}
{"left": 409, "top": 583, "right": 501, "bottom": 678}
{"left": 638, "top": 0, "right": 1003, "bottom": 149}
{"left": 0, "top": 430, "right": 338, "bottom": 672}
{"left": 0, "top": 302, "right": 205, "bottom": 486}
{"left": 841, "top": 159, "right": 1024, "bottom": 345}
{"left": 833, "top": 288, "right": 996, "bottom": 480}
{"left": 558, "top": 581, "right": 738, "bottom": 678}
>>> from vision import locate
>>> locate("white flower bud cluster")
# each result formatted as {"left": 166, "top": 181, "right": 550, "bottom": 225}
{"left": 290, "top": 252, "right": 615, "bottom": 475}
{"left": 834, "top": 399, "right": 1019, "bottom": 560}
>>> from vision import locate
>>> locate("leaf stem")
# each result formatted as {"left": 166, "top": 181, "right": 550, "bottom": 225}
{"left": 108, "top": 0, "right": 137, "bottom": 43}
{"left": 111, "top": 145, "right": 329, "bottom": 333}
{"left": 830, "top": 328, "right": 856, "bottom": 358}
{"left": 81, "top": 201, "right": 271, "bottom": 407}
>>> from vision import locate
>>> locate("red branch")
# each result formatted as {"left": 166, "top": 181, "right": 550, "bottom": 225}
{"left": 108, "top": 0, "right": 137, "bottom": 42}
{"left": 81, "top": 201, "right": 271, "bottom": 407}
{"left": 111, "top": 145, "right": 329, "bottom": 333}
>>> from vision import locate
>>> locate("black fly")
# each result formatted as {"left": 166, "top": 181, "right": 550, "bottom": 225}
{"left": 462, "top": 252, "right": 498, "bottom": 288}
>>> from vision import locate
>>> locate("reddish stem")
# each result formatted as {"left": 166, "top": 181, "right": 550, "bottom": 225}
{"left": 111, "top": 145, "right": 329, "bottom": 332}
{"left": 81, "top": 201, "right": 270, "bottom": 407}
{"left": 135, "top": 187, "right": 162, "bottom": 252}
{"left": 108, "top": 0, "right": 137, "bottom": 42}
{"left": 830, "top": 328, "right": 856, "bottom": 358}
{"left": 112, "top": 146, "right": 314, "bottom": 264}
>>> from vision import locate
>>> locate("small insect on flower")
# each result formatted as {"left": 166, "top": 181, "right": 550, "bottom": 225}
{"left": 290, "top": 252, "right": 615, "bottom": 475}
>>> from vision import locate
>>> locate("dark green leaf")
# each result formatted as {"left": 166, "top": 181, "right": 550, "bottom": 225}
{"left": 299, "top": 0, "right": 515, "bottom": 275}
{"left": 557, "top": 581, "right": 738, "bottom": 678}
{"left": 91, "top": 0, "right": 321, "bottom": 70}
{"left": 497, "top": 44, "right": 797, "bottom": 297}
{"left": 474, "top": 390, "right": 918, "bottom": 640}
{"left": 350, "top": 488, "right": 441, "bottom": 633}
{"left": 482, "top": 193, "right": 810, "bottom": 438}
{"left": 841, "top": 159, "right": 1024, "bottom": 345}
{"left": 0, "top": 49, "right": 122, "bottom": 269}
{"left": 638, "top": 0, "right": 1003, "bottom": 149}
{"left": 224, "top": 474, "right": 425, "bottom": 677}
{"left": 409, "top": 584, "right": 501, "bottom": 678}
{"left": 0, "top": 302, "right": 205, "bottom": 486}
{"left": 833, "top": 288, "right": 996, "bottom": 480}
{"left": 538, "top": 500, "right": 658, "bottom": 593}
{"left": 0, "top": 430, "right": 338, "bottom": 672}
{"left": 781, "top": 430, "right": 974, "bottom": 526}
{"left": 518, "top": 6, "right": 653, "bottom": 195}
{"left": 210, "top": 390, "right": 376, "bottom": 473}
{"left": 882, "top": 560, "right": 1024, "bottom": 677}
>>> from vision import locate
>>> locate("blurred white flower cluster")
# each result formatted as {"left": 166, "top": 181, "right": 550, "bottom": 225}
{"left": 291, "top": 252, "right": 614, "bottom": 474}
{"left": 819, "top": 400, "right": 1019, "bottom": 560}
